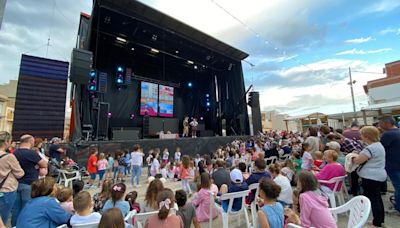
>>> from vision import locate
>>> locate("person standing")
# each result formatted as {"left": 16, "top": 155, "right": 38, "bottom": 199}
{"left": 174, "top": 147, "right": 182, "bottom": 162}
{"left": 305, "top": 127, "right": 320, "bottom": 156}
{"left": 343, "top": 121, "right": 361, "bottom": 141}
{"left": 190, "top": 118, "right": 198, "bottom": 138}
{"left": 130, "top": 145, "right": 144, "bottom": 187}
{"left": 11, "top": 134, "right": 48, "bottom": 226}
{"left": 87, "top": 148, "right": 98, "bottom": 189}
{"left": 183, "top": 117, "right": 189, "bottom": 137}
{"left": 0, "top": 131, "right": 25, "bottom": 224}
{"left": 48, "top": 137, "right": 65, "bottom": 162}
{"left": 379, "top": 115, "right": 400, "bottom": 214}
{"left": 352, "top": 126, "right": 387, "bottom": 227}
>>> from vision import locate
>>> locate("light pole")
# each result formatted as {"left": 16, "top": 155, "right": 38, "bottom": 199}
{"left": 348, "top": 67, "right": 357, "bottom": 120}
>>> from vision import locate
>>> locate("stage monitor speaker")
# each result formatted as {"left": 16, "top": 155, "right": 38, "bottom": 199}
{"left": 200, "top": 130, "right": 214, "bottom": 137}
{"left": 113, "top": 129, "right": 140, "bottom": 140}
{"left": 197, "top": 123, "right": 205, "bottom": 131}
{"left": 70, "top": 48, "right": 93, "bottom": 84}
{"left": 97, "top": 102, "right": 110, "bottom": 139}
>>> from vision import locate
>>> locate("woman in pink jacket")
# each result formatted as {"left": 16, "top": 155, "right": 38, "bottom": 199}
{"left": 191, "top": 173, "right": 219, "bottom": 222}
{"left": 315, "top": 150, "right": 345, "bottom": 191}
{"left": 286, "top": 171, "right": 336, "bottom": 228}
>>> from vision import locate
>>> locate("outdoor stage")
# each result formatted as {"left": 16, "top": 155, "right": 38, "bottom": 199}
{"left": 70, "top": 135, "right": 250, "bottom": 167}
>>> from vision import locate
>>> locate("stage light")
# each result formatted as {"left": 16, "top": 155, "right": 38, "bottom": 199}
{"left": 187, "top": 60, "right": 194, "bottom": 65}
{"left": 206, "top": 94, "right": 209, "bottom": 98}
{"left": 117, "top": 78, "right": 123, "bottom": 84}
{"left": 116, "top": 37, "right": 127, "bottom": 43}
{"left": 188, "top": 82, "right": 193, "bottom": 87}
{"left": 207, "top": 108, "right": 210, "bottom": 111}
{"left": 90, "top": 70, "right": 96, "bottom": 79}
{"left": 89, "top": 85, "right": 96, "bottom": 91}
{"left": 131, "top": 47, "right": 135, "bottom": 51}
{"left": 107, "top": 112, "right": 112, "bottom": 118}
{"left": 117, "top": 66, "right": 123, "bottom": 72}
{"left": 175, "top": 50, "right": 179, "bottom": 54}
{"left": 130, "top": 114, "right": 135, "bottom": 119}
{"left": 150, "top": 48, "right": 159, "bottom": 54}
{"left": 206, "top": 102, "right": 211, "bottom": 107}
{"left": 200, "top": 117, "right": 204, "bottom": 121}
{"left": 194, "top": 65, "right": 198, "bottom": 70}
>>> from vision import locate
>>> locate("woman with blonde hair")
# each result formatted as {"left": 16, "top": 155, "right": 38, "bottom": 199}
{"left": 352, "top": 126, "right": 386, "bottom": 228}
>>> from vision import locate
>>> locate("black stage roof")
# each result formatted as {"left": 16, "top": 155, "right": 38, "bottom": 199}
{"left": 95, "top": 0, "right": 249, "bottom": 61}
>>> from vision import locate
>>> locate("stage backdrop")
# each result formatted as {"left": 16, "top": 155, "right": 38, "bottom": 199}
{"left": 12, "top": 54, "right": 69, "bottom": 139}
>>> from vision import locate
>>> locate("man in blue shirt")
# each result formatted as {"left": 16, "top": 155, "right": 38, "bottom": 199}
{"left": 379, "top": 115, "right": 400, "bottom": 214}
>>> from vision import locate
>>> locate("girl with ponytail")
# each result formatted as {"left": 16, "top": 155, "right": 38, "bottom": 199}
{"left": 144, "top": 188, "right": 184, "bottom": 228}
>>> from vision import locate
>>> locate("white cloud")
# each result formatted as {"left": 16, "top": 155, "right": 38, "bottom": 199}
{"left": 379, "top": 27, "right": 400, "bottom": 35}
{"left": 344, "top": 36, "right": 373, "bottom": 44}
{"left": 258, "top": 59, "right": 385, "bottom": 115}
{"left": 336, "top": 48, "right": 392, "bottom": 56}
{"left": 361, "top": 0, "right": 400, "bottom": 14}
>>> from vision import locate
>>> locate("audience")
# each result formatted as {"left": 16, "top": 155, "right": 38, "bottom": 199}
{"left": 144, "top": 189, "right": 184, "bottom": 228}
{"left": 16, "top": 177, "right": 71, "bottom": 228}
{"left": 301, "top": 142, "right": 313, "bottom": 171}
{"left": 181, "top": 155, "right": 193, "bottom": 196}
{"left": 220, "top": 169, "right": 249, "bottom": 212}
{"left": 130, "top": 144, "right": 144, "bottom": 187}
{"left": 212, "top": 159, "right": 230, "bottom": 190}
{"left": 72, "top": 180, "right": 84, "bottom": 197}
{"left": 93, "top": 179, "right": 113, "bottom": 212}
{"left": 71, "top": 191, "right": 101, "bottom": 226}
{"left": 176, "top": 190, "right": 200, "bottom": 228}
{"left": 246, "top": 158, "right": 270, "bottom": 204}
{"left": 257, "top": 178, "right": 284, "bottom": 228}
{"left": 12, "top": 134, "right": 48, "bottom": 226}
{"left": 86, "top": 148, "right": 98, "bottom": 189}
{"left": 125, "top": 191, "right": 140, "bottom": 212}
{"left": 315, "top": 150, "right": 345, "bottom": 192}
{"left": 57, "top": 187, "right": 74, "bottom": 214}
{"left": 99, "top": 207, "right": 129, "bottom": 228}
{"left": 352, "top": 126, "right": 386, "bottom": 227}
{"left": 142, "top": 178, "right": 164, "bottom": 212}
{"left": 102, "top": 183, "right": 130, "bottom": 217}
{"left": 191, "top": 173, "right": 219, "bottom": 222}
{"left": 0, "top": 131, "right": 24, "bottom": 224}
{"left": 268, "top": 164, "right": 293, "bottom": 207}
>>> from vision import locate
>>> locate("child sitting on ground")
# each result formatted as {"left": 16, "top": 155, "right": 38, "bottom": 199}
{"left": 167, "top": 161, "right": 176, "bottom": 180}
{"left": 160, "top": 163, "right": 168, "bottom": 179}
{"left": 57, "top": 187, "right": 74, "bottom": 214}
{"left": 176, "top": 190, "right": 200, "bottom": 228}
{"left": 312, "top": 151, "right": 324, "bottom": 171}
{"left": 144, "top": 189, "right": 184, "bottom": 228}
{"left": 102, "top": 183, "right": 130, "bottom": 217}
{"left": 71, "top": 191, "right": 101, "bottom": 226}
{"left": 125, "top": 191, "right": 141, "bottom": 213}
{"left": 257, "top": 178, "right": 284, "bottom": 228}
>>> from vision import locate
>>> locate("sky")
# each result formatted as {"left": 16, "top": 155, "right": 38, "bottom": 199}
{"left": 0, "top": 0, "right": 399, "bottom": 116}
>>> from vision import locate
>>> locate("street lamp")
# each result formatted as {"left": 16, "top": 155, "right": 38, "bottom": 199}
{"left": 348, "top": 67, "right": 357, "bottom": 120}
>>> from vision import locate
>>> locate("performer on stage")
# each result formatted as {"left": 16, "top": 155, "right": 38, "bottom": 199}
{"left": 190, "top": 118, "right": 198, "bottom": 138}
{"left": 183, "top": 116, "right": 189, "bottom": 137}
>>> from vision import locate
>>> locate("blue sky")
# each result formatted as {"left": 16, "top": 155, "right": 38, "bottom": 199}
{"left": 0, "top": 0, "right": 399, "bottom": 116}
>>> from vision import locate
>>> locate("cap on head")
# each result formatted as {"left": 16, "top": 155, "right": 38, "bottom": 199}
{"left": 230, "top": 168, "right": 243, "bottom": 183}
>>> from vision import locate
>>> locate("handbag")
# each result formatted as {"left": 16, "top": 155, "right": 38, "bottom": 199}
{"left": 0, "top": 153, "right": 11, "bottom": 190}
{"left": 356, "top": 147, "right": 373, "bottom": 173}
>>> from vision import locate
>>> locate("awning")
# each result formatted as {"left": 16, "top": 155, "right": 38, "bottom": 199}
{"left": 362, "top": 101, "right": 400, "bottom": 110}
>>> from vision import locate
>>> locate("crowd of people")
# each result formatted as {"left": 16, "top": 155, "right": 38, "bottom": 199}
{"left": 0, "top": 114, "right": 399, "bottom": 228}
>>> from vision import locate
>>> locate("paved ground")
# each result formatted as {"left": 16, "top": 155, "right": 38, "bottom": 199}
{"left": 84, "top": 170, "right": 400, "bottom": 228}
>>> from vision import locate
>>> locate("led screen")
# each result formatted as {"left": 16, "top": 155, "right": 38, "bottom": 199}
{"left": 140, "top": 82, "right": 158, "bottom": 116}
{"left": 159, "top": 85, "right": 174, "bottom": 117}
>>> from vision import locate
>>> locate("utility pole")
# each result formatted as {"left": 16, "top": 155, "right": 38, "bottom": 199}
{"left": 348, "top": 67, "right": 357, "bottom": 120}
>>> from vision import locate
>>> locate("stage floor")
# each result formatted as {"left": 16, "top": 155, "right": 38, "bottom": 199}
{"left": 69, "top": 136, "right": 250, "bottom": 166}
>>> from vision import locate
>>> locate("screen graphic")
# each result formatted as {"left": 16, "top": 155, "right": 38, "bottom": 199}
{"left": 140, "top": 82, "right": 158, "bottom": 116}
{"left": 159, "top": 85, "right": 174, "bottom": 117}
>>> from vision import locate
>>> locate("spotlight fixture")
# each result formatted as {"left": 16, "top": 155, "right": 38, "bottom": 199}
{"left": 194, "top": 65, "right": 198, "bottom": 70}
{"left": 150, "top": 48, "right": 159, "bottom": 54}
{"left": 175, "top": 50, "right": 179, "bottom": 54}
{"left": 200, "top": 117, "right": 204, "bottom": 121}
{"left": 206, "top": 94, "right": 210, "bottom": 98}
{"left": 130, "top": 114, "right": 135, "bottom": 119}
{"left": 107, "top": 112, "right": 112, "bottom": 118}
{"left": 152, "top": 34, "right": 158, "bottom": 41}
{"left": 116, "top": 37, "right": 127, "bottom": 43}
{"left": 187, "top": 60, "right": 194, "bottom": 65}
{"left": 131, "top": 47, "right": 135, "bottom": 51}
{"left": 188, "top": 82, "right": 193, "bottom": 87}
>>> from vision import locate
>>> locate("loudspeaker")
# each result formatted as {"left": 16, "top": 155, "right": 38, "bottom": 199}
{"left": 97, "top": 102, "right": 109, "bottom": 139}
{"left": 112, "top": 129, "right": 140, "bottom": 140}
{"left": 70, "top": 48, "right": 93, "bottom": 84}
{"left": 248, "top": 91, "right": 260, "bottom": 108}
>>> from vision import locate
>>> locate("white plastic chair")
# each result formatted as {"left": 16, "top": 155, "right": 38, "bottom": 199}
{"left": 265, "top": 156, "right": 277, "bottom": 165}
{"left": 248, "top": 161, "right": 255, "bottom": 174}
{"left": 56, "top": 225, "right": 68, "bottom": 228}
{"left": 72, "top": 222, "right": 99, "bottom": 228}
{"left": 329, "top": 195, "right": 371, "bottom": 228}
{"left": 125, "top": 210, "right": 158, "bottom": 228}
{"left": 248, "top": 183, "right": 260, "bottom": 228}
{"left": 287, "top": 224, "right": 304, "bottom": 228}
{"left": 58, "top": 169, "right": 81, "bottom": 187}
{"left": 280, "top": 154, "right": 290, "bottom": 161}
{"left": 125, "top": 205, "right": 179, "bottom": 228}
{"left": 213, "top": 189, "right": 251, "bottom": 228}
{"left": 318, "top": 175, "right": 346, "bottom": 210}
